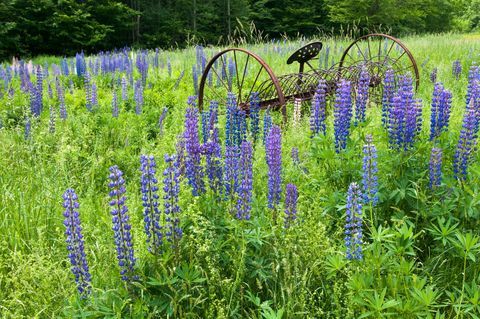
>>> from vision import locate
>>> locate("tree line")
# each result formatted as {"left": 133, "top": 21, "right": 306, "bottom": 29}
{"left": 0, "top": 0, "right": 478, "bottom": 61}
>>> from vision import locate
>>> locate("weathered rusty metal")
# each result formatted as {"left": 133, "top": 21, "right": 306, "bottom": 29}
{"left": 198, "top": 34, "right": 419, "bottom": 123}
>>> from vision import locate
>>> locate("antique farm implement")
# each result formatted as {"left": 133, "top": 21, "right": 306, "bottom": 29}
{"left": 198, "top": 33, "right": 419, "bottom": 123}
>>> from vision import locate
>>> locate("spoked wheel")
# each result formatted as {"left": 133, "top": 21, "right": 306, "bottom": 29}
{"left": 338, "top": 33, "right": 419, "bottom": 100}
{"left": 198, "top": 48, "right": 286, "bottom": 122}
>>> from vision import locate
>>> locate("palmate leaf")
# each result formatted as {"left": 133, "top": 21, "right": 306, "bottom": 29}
{"left": 355, "top": 288, "right": 401, "bottom": 318}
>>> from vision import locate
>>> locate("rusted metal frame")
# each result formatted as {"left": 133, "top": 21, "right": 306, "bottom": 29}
{"left": 239, "top": 54, "right": 250, "bottom": 101}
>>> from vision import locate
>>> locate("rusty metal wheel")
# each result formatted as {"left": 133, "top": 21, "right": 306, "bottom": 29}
{"left": 198, "top": 48, "right": 286, "bottom": 122}
{"left": 338, "top": 33, "right": 420, "bottom": 95}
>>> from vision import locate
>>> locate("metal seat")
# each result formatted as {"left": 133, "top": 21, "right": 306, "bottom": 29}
{"left": 287, "top": 42, "right": 323, "bottom": 64}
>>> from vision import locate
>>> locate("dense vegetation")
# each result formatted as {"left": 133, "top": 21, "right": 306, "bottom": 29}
{"left": 0, "top": 32, "right": 480, "bottom": 317}
{"left": 1, "top": 0, "right": 480, "bottom": 60}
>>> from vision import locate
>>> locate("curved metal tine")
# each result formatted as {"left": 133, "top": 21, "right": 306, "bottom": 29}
{"left": 382, "top": 40, "right": 396, "bottom": 65}
{"left": 390, "top": 51, "right": 407, "bottom": 68}
{"left": 206, "top": 83, "right": 227, "bottom": 104}
{"left": 239, "top": 54, "right": 250, "bottom": 103}
{"left": 354, "top": 42, "right": 368, "bottom": 62}
{"left": 219, "top": 54, "right": 232, "bottom": 91}
{"left": 233, "top": 51, "right": 242, "bottom": 104}
{"left": 247, "top": 65, "right": 265, "bottom": 107}
{"left": 210, "top": 64, "right": 231, "bottom": 93}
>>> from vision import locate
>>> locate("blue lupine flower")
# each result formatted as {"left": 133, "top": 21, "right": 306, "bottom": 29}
{"left": 158, "top": 107, "right": 168, "bottom": 135}
{"left": 388, "top": 75, "right": 422, "bottom": 150}
{"left": 140, "top": 155, "right": 163, "bottom": 254}
{"left": 49, "top": 105, "right": 56, "bottom": 134}
{"left": 75, "top": 52, "right": 86, "bottom": 77}
{"left": 382, "top": 69, "right": 395, "bottom": 127}
{"left": 250, "top": 92, "right": 261, "bottom": 143}
{"left": 236, "top": 141, "right": 253, "bottom": 220}
{"left": 205, "top": 128, "right": 223, "bottom": 193}
{"left": 430, "top": 82, "right": 452, "bottom": 140}
{"left": 62, "top": 188, "right": 91, "bottom": 296}
{"left": 310, "top": 80, "right": 327, "bottom": 137}
{"left": 266, "top": 125, "right": 282, "bottom": 211}
{"left": 48, "top": 82, "right": 53, "bottom": 99}
{"left": 453, "top": 103, "right": 478, "bottom": 180}
{"left": 362, "top": 135, "right": 378, "bottom": 205}
{"left": 184, "top": 106, "right": 204, "bottom": 196}
{"left": 284, "top": 183, "right": 298, "bottom": 229}
{"left": 226, "top": 93, "right": 237, "bottom": 147}
{"left": 136, "top": 51, "right": 148, "bottom": 86}
{"left": 201, "top": 110, "right": 209, "bottom": 143}
{"left": 208, "top": 100, "right": 219, "bottom": 134}
{"left": 263, "top": 111, "right": 272, "bottom": 145}
{"left": 112, "top": 88, "right": 119, "bottom": 118}
{"left": 192, "top": 65, "right": 199, "bottom": 95}
{"left": 61, "top": 58, "right": 70, "bottom": 76}
{"left": 466, "top": 65, "right": 480, "bottom": 108}
{"left": 121, "top": 76, "right": 128, "bottom": 102}
{"left": 228, "top": 58, "right": 235, "bottom": 90}
{"left": 91, "top": 82, "right": 98, "bottom": 108}
{"left": 291, "top": 147, "right": 300, "bottom": 166}
{"left": 355, "top": 68, "right": 370, "bottom": 125}
{"left": 134, "top": 80, "right": 143, "bottom": 115}
{"left": 108, "top": 165, "right": 137, "bottom": 282}
{"left": 334, "top": 79, "right": 353, "bottom": 153}
{"left": 430, "top": 67, "right": 437, "bottom": 83}
{"left": 24, "top": 117, "right": 31, "bottom": 140}
{"left": 84, "top": 72, "right": 92, "bottom": 111}
{"left": 429, "top": 147, "right": 442, "bottom": 189}
{"left": 452, "top": 60, "right": 462, "bottom": 79}
{"left": 224, "top": 145, "right": 240, "bottom": 199}
{"left": 175, "top": 135, "right": 186, "bottom": 178}
{"left": 345, "top": 182, "right": 363, "bottom": 260}
{"left": 163, "top": 154, "right": 181, "bottom": 247}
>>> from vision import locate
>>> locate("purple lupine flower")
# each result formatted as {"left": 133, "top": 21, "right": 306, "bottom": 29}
{"left": 236, "top": 141, "right": 253, "bottom": 220}
{"left": 362, "top": 135, "right": 378, "bottom": 205}
{"left": 112, "top": 88, "right": 119, "bottom": 118}
{"left": 310, "top": 80, "right": 327, "bottom": 137}
{"left": 158, "top": 107, "right": 168, "bottom": 135}
{"left": 430, "top": 68, "right": 437, "bottom": 83}
{"left": 226, "top": 92, "right": 237, "bottom": 147}
{"left": 76, "top": 52, "right": 86, "bottom": 77}
{"left": 345, "top": 182, "right": 363, "bottom": 260}
{"left": 192, "top": 65, "right": 199, "bottom": 95}
{"left": 355, "top": 68, "right": 370, "bottom": 125}
{"left": 284, "top": 183, "right": 298, "bottom": 229}
{"left": 184, "top": 106, "right": 204, "bottom": 196}
{"left": 453, "top": 104, "right": 478, "bottom": 180}
{"left": 201, "top": 110, "right": 209, "bottom": 143}
{"left": 84, "top": 72, "right": 92, "bottom": 111}
{"left": 430, "top": 83, "right": 452, "bottom": 140}
{"left": 140, "top": 155, "right": 163, "bottom": 254}
{"left": 208, "top": 100, "right": 219, "bottom": 133}
{"left": 163, "top": 154, "right": 181, "bottom": 248}
{"left": 227, "top": 58, "right": 235, "bottom": 90}
{"left": 62, "top": 188, "right": 91, "bottom": 296}
{"left": 55, "top": 79, "right": 66, "bottom": 119}
{"left": 91, "top": 82, "right": 98, "bottom": 108}
{"left": 224, "top": 145, "right": 240, "bottom": 199}
{"left": 136, "top": 51, "right": 148, "bottom": 86}
{"left": 108, "top": 165, "right": 137, "bottom": 282}
{"left": 49, "top": 105, "right": 56, "bottom": 134}
{"left": 205, "top": 128, "right": 223, "bottom": 193}
{"left": 134, "top": 80, "right": 143, "bottom": 115}
{"left": 388, "top": 75, "right": 422, "bottom": 150}
{"left": 121, "top": 76, "right": 128, "bottom": 102}
{"left": 291, "top": 147, "right": 300, "bottom": 166}
{"left": 24, "top": 117, "right": 31, "bottom": 140}
{"left": 266, "top": 125, "right": 282, "bottom": 212}
{"left": 466, "top": 64, "right": 480, "bottom": 107}
{"left": 250, "top": 92, "right": 261, "bottom": 143}
{"left": 167, "top": 57, "right": 172, "bottom": 77}
{"left": 48, "top": 82, "right": 53, "bottom": 99}
{"left": 263, "top": 111, "right": 272, "bottom": 145}
{"left": 34, "top": 66, "right": 43, "bottom": 116}
{"left": 429, "top": 147, "right": 442, "bottom": 189}
{"left": 334, "top": 79, "right": 353, "bottom": 153}
{"left": 382, "top": 69, "right": 395, "bottom": 128}
{"left": 61, "top": 58, "right": 70, "bottom": 76}
{"left": 452, "top": 60, "right": 462, "bottom": 79}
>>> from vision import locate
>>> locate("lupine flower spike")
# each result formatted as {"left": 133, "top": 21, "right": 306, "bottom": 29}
{"left": 362, "top": 135, "right": 378, "bottom": 205}
{"left": 236, "top": 140, "right": 253, "bottom": 220}
{"left": 63, "top": 189, "right": 91, "bottom": 296}
{"left": 284, "top": 184, "right": 298, "bottom": 229}
{"left": 345, "top": 182, "right": 363, "bottom": 260}
{"left": 429, "top": 147, "right": 442, "bottom": 189}
{"left": 163, "top": 154, "right": 181, "bottom": 251}
{"left": 140, "top": 155, "right": 163, "bottom": 254}
{"left": 266, "top": 125, "right": 282, "bottom": 218}
{"left": 108, "top": 165, "right": 137, "bottom": 282}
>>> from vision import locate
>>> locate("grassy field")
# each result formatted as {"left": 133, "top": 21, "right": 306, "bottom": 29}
{"left": 0, "top": 33, "right": 480, "bottom": 318}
